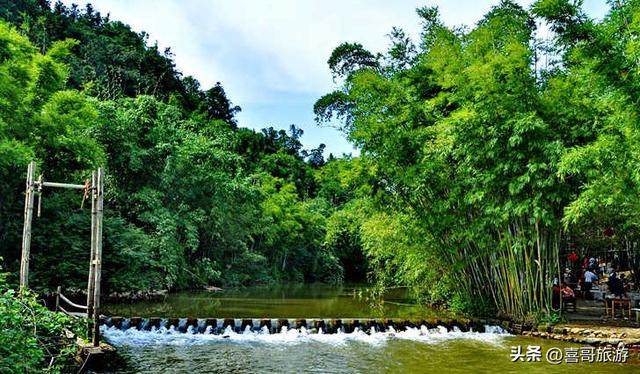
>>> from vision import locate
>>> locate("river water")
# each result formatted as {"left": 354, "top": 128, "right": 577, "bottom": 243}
{"left": 100, "top": 284, "right": 639, "bottom": 373}
{"left": 102, "top": 284, "right": 441, "bottom": 319}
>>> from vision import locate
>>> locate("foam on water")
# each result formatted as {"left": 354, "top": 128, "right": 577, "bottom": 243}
{"left": 101, "top": 323, "right": 510, "bottom": 347}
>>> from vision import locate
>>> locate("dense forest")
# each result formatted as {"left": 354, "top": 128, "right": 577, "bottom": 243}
{"left": 0, "top": 0, "right": 361, "bottom": 295}
{"left": 1, "top": 0, "right": 640, "bottom": 325}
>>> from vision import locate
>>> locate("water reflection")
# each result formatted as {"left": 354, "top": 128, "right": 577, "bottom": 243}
{"left": 103, "top": 284, "right": 445, "bottom": 319}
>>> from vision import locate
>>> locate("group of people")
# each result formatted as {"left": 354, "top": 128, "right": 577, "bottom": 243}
{"left": 568, "top": 251, "right": 612, "bottom": 273}
{"left": 564, "top": 251, "right": 629, "bottom": 301}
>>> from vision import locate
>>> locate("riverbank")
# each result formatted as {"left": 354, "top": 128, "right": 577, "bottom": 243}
{"left": 524, "top": 324, "right": 640, "bottom": 350}
{"left": 522, "top": 297, "right": 640, "bottom": 349}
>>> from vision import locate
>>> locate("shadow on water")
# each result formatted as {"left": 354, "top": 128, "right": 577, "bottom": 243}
{"left": 102, "top": 283, "right": 444, "bottom": 319}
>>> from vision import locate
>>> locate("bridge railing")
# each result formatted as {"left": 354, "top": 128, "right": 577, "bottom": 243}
{"left": 55, "top": 286, "right": 88, "bottom": 319}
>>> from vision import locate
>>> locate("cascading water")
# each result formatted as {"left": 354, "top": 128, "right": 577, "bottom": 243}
{"left": 196, "top": 319, "right": 207, "bottom": 333}
{"left": 177, "top": 318, "right": 188, "bottom": 333}
{"left": 120, "top": 319, "right": 130, "bottom": 331}
{"left": 139, "top": 319, "right": 150, "bottom": 331}
{"left": 216, "top": 319, "right": 224, "bottom": 334}
{"left": 100, "top": 319, "right": 510, "bottom": 347}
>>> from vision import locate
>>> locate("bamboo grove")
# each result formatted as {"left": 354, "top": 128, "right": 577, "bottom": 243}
{"left": 315, "top": 0, "right": 640, "bottom": 320}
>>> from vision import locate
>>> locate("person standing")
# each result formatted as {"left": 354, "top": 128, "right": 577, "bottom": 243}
{"left": 583, "top": 269, "right": 598, "bottom": 300}
{"left": 606, "top": 270, "right": 626, "bottom": 298}
{"left": 613, "top": 254, "right": 620, "bottom": 270}
{"left": 563, "top": 268, "right": 572, "bottom": 285}
{"left": 598, "top": 257, "right": 605, "bottom": 274}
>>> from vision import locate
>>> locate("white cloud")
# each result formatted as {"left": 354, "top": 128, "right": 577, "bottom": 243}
{"left": 58, "top": 0, "right": 608, "bottom": 156}
{"left": 62, "top": 0, "right": 545, "bottom": 103}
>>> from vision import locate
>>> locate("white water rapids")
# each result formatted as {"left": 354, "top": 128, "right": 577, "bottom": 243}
{"left": 101, "top": 324, "right": 511, "bottom": 347}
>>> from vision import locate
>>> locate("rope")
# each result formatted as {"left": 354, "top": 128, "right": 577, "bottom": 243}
{"left": 80, "top": 179, "right": 90, "bottom": 209}
{"left": 76, "top": 351, "right": 92, "bottom": 374}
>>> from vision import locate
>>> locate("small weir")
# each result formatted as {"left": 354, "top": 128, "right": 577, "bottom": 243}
{"left": 99, "top": 316, "right": 510, "bottom": 346}
{"left": 101, "top": 316, "right": 507, "bottom": 335}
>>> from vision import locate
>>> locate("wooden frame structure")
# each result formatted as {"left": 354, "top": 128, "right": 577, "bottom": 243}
{"left": 20, "top": 161, "right": 105, "bottom": 346}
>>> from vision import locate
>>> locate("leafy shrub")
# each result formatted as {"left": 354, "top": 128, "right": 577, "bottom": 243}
{"left": 0, "top": 265, "right": 82, "bottom": 373}
{"left": 536, "top": 310, "right": 566, "bottom": 326}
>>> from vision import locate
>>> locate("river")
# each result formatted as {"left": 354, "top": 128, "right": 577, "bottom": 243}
{"left": 99, "top": 284, "right": 638, "bottom": 373}
{"left": 102, "top": 284, "right": 442, "bottom": 319}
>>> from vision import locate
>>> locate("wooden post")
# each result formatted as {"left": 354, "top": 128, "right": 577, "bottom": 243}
{"left": 56, "top": 286, "right": 61, "bottom": 312}
{"left": 36, "top": 174, "right": 42, "bottom": 218}
{"left": 87, "top": 171, "right": 97, "bottom": 341}
{"left": 92, "top": 167, "right": 104, "bottom": 347}
{"left": 17, "top": 163, "right": 106, "bottom": 343}
{"left": 20, "top": 161, "right": 36, "bottom": 290}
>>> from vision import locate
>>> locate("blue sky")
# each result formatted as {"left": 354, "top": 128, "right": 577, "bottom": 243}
{"left": 61, "top": 0, "right": 609, "bottom": 157}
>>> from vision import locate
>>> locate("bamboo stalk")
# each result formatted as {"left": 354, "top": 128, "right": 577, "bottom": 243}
{"left": 20, "top": 161, "right": 36, "bottom": 290}
{"left": 536, "top": 221, "right": 543, "bottom": 313}
{"left": 87, "top": 171, "right": 97, "bottom": 341}
{"left": 55, "top": 286, "right": 61, "bottom": 312}
{"left": 40, "top": 181, "right": 85, "bottom": 189}
{"left": 92, "top": 167, "right": 104, "bottom": 347}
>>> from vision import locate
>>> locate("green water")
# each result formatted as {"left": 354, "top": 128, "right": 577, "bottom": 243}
{"left": 103, "top": 284, "right": 447, "bottom": 319}
{"left": 101, "top": 284, "right": 639, "bottom": 373}
{"left": 106, "top": 336, "right": 638, "bottom": 374}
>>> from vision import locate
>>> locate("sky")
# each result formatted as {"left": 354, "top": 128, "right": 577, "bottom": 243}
{"left": 59, "top": 0, "right": 609, "bottom": 157}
